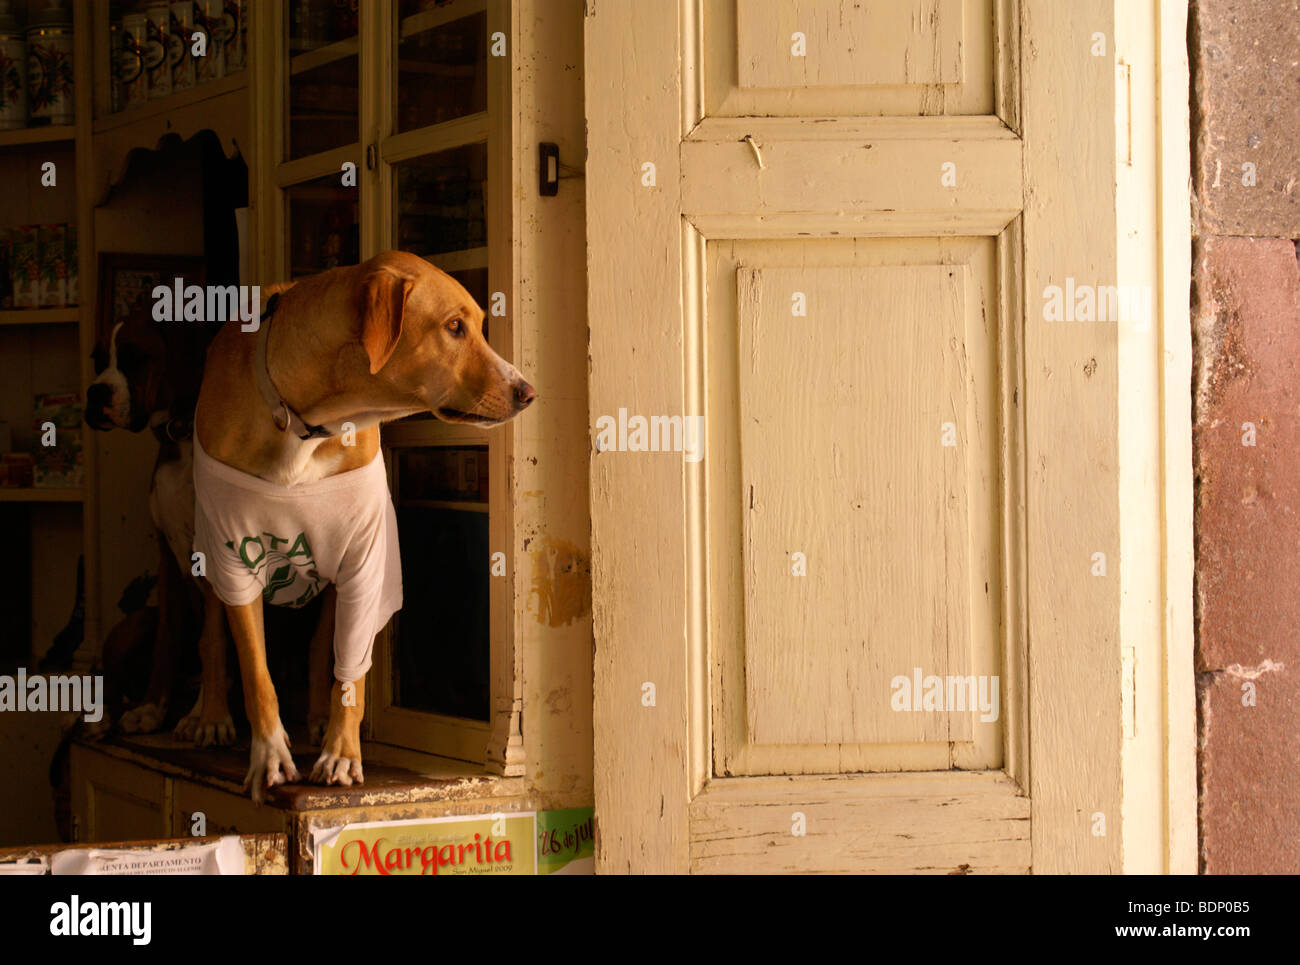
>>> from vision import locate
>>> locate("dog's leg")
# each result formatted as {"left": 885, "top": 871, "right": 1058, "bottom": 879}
{"left": 310, "top": 671, "right": 365, "bottom": 787}
{"left": 307, "top": 586, "right": 336, "bottom": 747}
{"left": 174, "top": 581, "right": 236, "bottom": 746}
{"left": 225, "top": 597, "right": 300, "bottom": 802}
{"left": 121, "top": 542, "right": 180, "bottom": 734}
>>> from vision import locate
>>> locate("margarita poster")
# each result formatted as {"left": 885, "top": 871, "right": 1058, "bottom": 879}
{"left": 313, "top": 813, "right": 537, "bottom": 876}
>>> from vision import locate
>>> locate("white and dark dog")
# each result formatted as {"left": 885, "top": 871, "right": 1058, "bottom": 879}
{"left": 86, "top": 298, "right": 235, "bottom": 745}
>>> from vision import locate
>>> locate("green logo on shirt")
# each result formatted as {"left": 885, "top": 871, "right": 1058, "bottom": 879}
{"left": 224, "top": 530, "right": 324, "bottom": 608}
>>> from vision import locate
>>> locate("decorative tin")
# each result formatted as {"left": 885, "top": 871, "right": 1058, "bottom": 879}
{"left": 25, "top": 0, "right": 73, "bottom": 127}
{"left": 219, "top": 0, "right": 243, "bottom": 74}
{"left": 10, "top": 224, "right": 39, "bottom": 308}
{"left": 195, "top": 0, "right": 223, "bottom": 83}
{"left": 144, "top": 2, "right": 171, "bottom": 100}
{"left": 0, "top": 1, "right": 26, "bottom": 130}
{"left": 38, "top": 223, "right": 65, "bottom": 307}
{"left": 117, "top": 13, "right": 148, "bottom": 109}
{"left": 65, "top": 221, "right": 77, "bottom": 306}
{"left": 0, "top": 229, "right": 11, "bottom": 309}
{"left": 169, "top": 1, "right": 194, "bottom": 92}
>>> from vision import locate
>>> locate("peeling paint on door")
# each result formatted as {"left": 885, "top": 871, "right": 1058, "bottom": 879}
{"left": 527, "top": 537, "right": 592, "bottom": 627}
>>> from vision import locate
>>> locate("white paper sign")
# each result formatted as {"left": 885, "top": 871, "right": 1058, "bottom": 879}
{"left": 50, "top": 836, "right": 245, "bottom": 875}
{"left": 0, "top": 857, "right": 49, "bottom": 875}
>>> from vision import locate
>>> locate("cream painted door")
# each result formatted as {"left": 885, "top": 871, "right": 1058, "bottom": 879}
{"left": 586, "top": 0, "right": 1137, "bottom": 874}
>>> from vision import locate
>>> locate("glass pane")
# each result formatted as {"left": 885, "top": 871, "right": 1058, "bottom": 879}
{"left": 394, "top": 142, "right": 487, "bottom": 259}
{"left": 286, "top": 174, "right": 359, "bottom": 278}
{"left": 448, "top": 267, "right": 488, "bottom": 313}
{"left": 287, "top": 0, "right": 359, "bottom": 158}
{"left": 396, "top": 2, "right": 488, "bottom": 132}
{"left": 391, "top": 446, "right": 490, "bottom": 720}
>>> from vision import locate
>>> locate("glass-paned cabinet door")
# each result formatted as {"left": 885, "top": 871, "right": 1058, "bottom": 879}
{"left": 286, "top": 0, "right": 359, "bottom": 159}
{"left": 286, "top": 173, "right": 359, "bottom": 278}
{"left": 396, "top": 0, "right": 488, "bottom": 131}
{"left": 391, "top": 446, "right": 490, "bottom": 721}
{"left": 375, "top": 0, "right": 503, "bottom": 757}
{"left": 394, "top": 143, "right": 489, "bottom": 334}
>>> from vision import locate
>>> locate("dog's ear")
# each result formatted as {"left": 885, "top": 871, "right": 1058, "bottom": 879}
{"left": 359, "top": 268, "right": 414, "bottom": 374}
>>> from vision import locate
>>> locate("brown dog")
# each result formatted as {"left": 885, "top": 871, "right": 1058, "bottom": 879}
{"left": 194, "top": 250, "right": 534, "bottom": 801}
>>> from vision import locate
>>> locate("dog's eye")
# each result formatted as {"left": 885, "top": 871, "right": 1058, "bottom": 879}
{"left": 447, "top": 318, "right": 464, "bottom": 337}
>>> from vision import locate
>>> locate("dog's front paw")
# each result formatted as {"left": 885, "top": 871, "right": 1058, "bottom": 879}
{"left": 243, "top": 723, "right": 301, "bottom": 804}
{"left": 173, "top": 711, "right": 198, "bottom": 743}
{"left": 196, "top": 713, "right": 236, "bottom": 747}
{"left": 308, "top": 716, "right": 328, "bottom": 747}
{"left": 120, "top": 701, "right": 166, "bottom": 734}
{"left": 175, "top": 688, "right": 237, "bottom": 747}
{"left": 310, "top": 750, "right": 364, "bottom": 787}
{"left": 82, "top": 715, "right": 112, "bottom": 741}
{"left": 311, "top": 720, "right": 364, "bottom": 787}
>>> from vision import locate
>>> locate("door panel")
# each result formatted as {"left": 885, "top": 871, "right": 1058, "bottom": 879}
{"left": 588, "top": 0, "right": 1122, "bottom": 873}
{"left": 690, "top": 771, "right": 1029, "bottom": 874}
{"left": 708, "top": 0, "right": 997, "bottom": 117}
{"left": 739, "top": 265, "right": 972, "bottom": 748}
{"left": 736, "top": 0, "right": 965, "bottom": 88}
{"left": 712, "top": 240, "right": 1004, "bottom": 777}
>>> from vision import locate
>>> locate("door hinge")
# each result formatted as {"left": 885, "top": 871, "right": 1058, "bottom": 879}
{"left": 1121, "top": 645, "right": 1136, "bottom": 739}
{"left": 1116, "top": 60, "right": 1132, "bottom": 167}
{"left": 539, "top": 142, "right": 559, "bottom": 196}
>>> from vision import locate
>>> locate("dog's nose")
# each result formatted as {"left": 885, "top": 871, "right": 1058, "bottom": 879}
{"left": 514, "top": 379, "right": 536, "bottom": 410}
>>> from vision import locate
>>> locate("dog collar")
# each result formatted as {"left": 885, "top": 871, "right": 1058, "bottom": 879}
{"left": 148, "top": 410, "right": 193, "bottom": 443}
{"left": 253, "top": 293, "right": 334, "bottom": 440}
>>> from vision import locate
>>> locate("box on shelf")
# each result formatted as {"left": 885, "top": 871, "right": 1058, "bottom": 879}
{"left": 65, "top": 221, "right": 77, "bottom": 306}
{"left": 38, "top": 222, "right": 65, "bottom": 307}
{"left": 9, "top": 224, "right": 38, "bottom": 308}
{"left": 0, "top": 452, "right": 34, "bottom": 488}
{"left": 32, "top": 392, "right": 82, "bottom": 489}
{"left": 0, "top": 229, "right": 11, "bottom": 309}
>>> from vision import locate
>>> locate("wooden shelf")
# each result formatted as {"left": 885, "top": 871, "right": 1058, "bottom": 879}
{"left": 0, "top": 487, "right": 83, "bottom": 503}
{"left": 395, "top": 61, "right": 478, "bottom": 78}
{"left": 0, "top": 308, "right": 80, "bottom": 326}
{"left": 0, "top": 125, "right": 77, "bottom": 149}
{"left": 290, "top": 35, "right": 359, "bottom": 77}
{"left": 398, "top": 498, "right": 488, "bottom": 514}
{"left": 91, "top": 72, "right": 248, "bottom": 137}
{"left": 399, "top": 0, "right": 487, "bottom": 40}
{"left": 424, "top": 246, "right": 488, "bottom": 272}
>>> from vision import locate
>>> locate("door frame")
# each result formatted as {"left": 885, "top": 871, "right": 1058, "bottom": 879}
{"left": 585, "top": 0, "right": 1193, "bottom": 873}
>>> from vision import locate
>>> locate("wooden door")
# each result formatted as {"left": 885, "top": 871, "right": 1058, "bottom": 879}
{"left": 586, "top": 0, "right": 1130, "bottom": 873}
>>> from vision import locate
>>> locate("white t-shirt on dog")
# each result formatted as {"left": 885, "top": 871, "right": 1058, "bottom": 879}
{"left": 192, "top": 433, "right": 403, "bottom": 682}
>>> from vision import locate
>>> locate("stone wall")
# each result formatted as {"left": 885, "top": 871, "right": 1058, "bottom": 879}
{"left": 1190, "top": 0, "right": 1300, "bottom": 874}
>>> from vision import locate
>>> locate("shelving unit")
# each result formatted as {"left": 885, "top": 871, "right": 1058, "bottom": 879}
{"left": 0, "top": 4, "right": 85, "bottom": 696}
{"left": 0, "top": 124, "right": 75, "bottom": 147}
{"left": 0, "top": 2, "right": 254, "bottom": 683}
{"left": 90, "top": 71, "right": 248, "bottom": 136}
{"left": 0, "top": 307, "right": 79, "bottom": 325}
{"left": 288, "top": 35, "right": 358, "bottom": 75}
{"left": 0, "top": 487, "right": 82, "bottom": 502}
